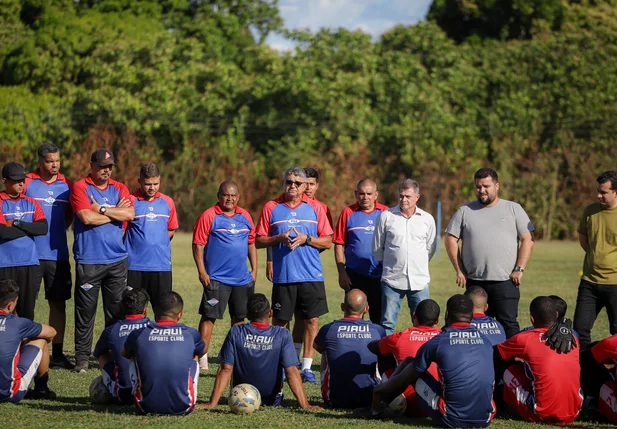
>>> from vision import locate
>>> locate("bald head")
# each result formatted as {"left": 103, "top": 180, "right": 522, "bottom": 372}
{"left": 355, "top": 178, "right": 379, "bottom": 211}
{"left": 464, "top": 286, "right": 488, "bottom": 313}
{"left": 356, "top": 178, "right": 377, "bottom": 192}
{"left": 217, "top": 180, "right": 239, "bottom": 213}
{"left": 343, "top": 289, "right": 368, "bottom": 317}
{"left": 218, "top": 180, "right": 239, "bottom": 195}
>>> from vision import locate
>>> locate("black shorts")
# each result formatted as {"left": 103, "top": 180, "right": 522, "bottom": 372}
{"left": 271, "top": 282, "right": 328, "bottom": 321}
{"left": 0, "top": 265, "right": 40, "bottom": 320}
{"left": 127, "top": 270, "right": 172, "bottom": 309}
{"left": 37, "top": 260, "right": 72, "bottom": 301}
{"left": 199, "top": 280, "right": 254, "bottom": 320}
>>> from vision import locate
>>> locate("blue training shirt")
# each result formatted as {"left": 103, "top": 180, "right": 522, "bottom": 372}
{"left": 0, "top": 192, "right": 46, "bottom": 268}
{"left": 218, "top": 322, "right": 299, "bottom": 405}
{"left": 315, "top": 318, "right": 386, "bottom": 408}
{"left": 471, "top": 313, "right": 506, "bottom": 346}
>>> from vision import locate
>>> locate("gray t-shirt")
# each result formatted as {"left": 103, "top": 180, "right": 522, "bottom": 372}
{"left": 446, "top": 199, "right": 534, "bottom": 281}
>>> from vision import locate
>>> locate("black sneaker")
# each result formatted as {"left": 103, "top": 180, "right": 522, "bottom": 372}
{"left": 50, "top": 354, "right": 75, "bottom": 370}
{"left": 353, "top": 407, "right": 382, "bottom": 420}
{"left": 25, "top": 386, "right": 57, "bottom": 400}
{"left": 73, "top": 359, "right": 88, "bottom": 374}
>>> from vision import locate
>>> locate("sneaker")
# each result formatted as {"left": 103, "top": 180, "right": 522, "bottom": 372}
{"left": 73, "top": 360, "right": 88, "bottom": 374}
{"left": 50, "top": 354, "right": 75, "bottom": 370}
{"left": 300, "top": 368, "right": 319, "bottom": 384}
{"left": 25, "top": 386, "right": 57, "bottom": 400}
{"left": 353, "top": 407, "right": 382, "bottom": 420}
{"left": 199, "top": 354, "right": 208, "bottom": 370}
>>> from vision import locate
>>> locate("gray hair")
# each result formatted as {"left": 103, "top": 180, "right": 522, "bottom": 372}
{"left": 398, "top": 178, "right": 420, "bottom": 194}
{"left": 282, "top": 166, "right": 307, "bottom": 183}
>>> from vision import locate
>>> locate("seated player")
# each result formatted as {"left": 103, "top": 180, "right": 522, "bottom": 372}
{"left": 465, "top": 286, "right": 505, "bottom": 345}
{"left": 0, "top": 279, "right": 57, "bottom": 402}
{"left": 519, "top": 295, "right": 577, "bottom": 336}
{"left": 93, "top": 288, "right": 151, "bottom": 404}
{"left": 368, "top": 298, "right": 441, "bottom": 416}
{"left": 360, "top": 294, "right": 496, "bottom": 428}
{"left": 496, "top": 296, "right": 582, "bottom": 425}
{"left": 580, "top": 334, "right": 617, "bottom": 421}
{"left": 313, "top": 289, "right": 386, "bottom": 409}
{"left": 201, "top": 293, "right": 319, "bottom": 410}
{"left": 122, "top": 291, "right": 206, "bottom": 415}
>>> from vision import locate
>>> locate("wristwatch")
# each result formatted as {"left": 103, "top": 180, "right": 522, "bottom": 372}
{"left": 305, "top": 235, "right": 312, "bottom": 246}
{"left": 513, "top": 265, "right": 524, "bottom": 273}
{"left": 99, "top": 206, "right": 107, "bottom": 215}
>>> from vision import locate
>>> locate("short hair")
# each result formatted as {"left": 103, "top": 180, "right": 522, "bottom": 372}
{"left": 304, "top": 167, "right": 320, "bottom": 181}
{"left": 282, "top": 166, "right": 307, "bottom": 182}
{"left": 415, "top": 299, "right": 440, "bottom": 326}
{"left": 356, "top": 178, "right": 377, "bottom": 191}
{"left": 548, "top": 295, "right": 567, "bottom": 320}
{"left": 247, "top": 293, "right": 270, "bottom": 321}
{"left": 597, "top": 171, "right": 617, "bottom": 190}
{"left": 37, "top": 143, "right": 60, "bottom": 159}
{"left": 0, "top": 279, "right": 19, "bottom": 308}
{"left": 217, "top": 180, "right": 238, "bottom": 195}
{"left": 155, "top": 291, "right": 184, "bottom": 319}
{"left": 139, "top": 163, "right": 160, "bottom": 179}
{"left": 397, "top": 178, "right": 419, "bottom": 194}
{"left": 446, "top": 294, "right": 474, "bottom": 320}
{"left": 123, "top": 288, "right": 150, "bottom": 316}
{"left": 474, "top": 168, "right": 498, "bottom": 183}
{"left": 530, "top": 296, "right": 557, "bottom": 327}
{"left": 464, "top": 286, "right": 488, "bottom": 308}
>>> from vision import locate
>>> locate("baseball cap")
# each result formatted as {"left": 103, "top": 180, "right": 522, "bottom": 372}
{"left": 90, "top": 148, "right": 115, "bottom": 167}
{"left": 2, "top": 162, "right": 27, "bottom": 181}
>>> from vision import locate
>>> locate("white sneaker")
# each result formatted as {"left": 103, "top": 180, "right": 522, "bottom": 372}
{"left": 199, "top": 354, "right": 208, "bottom": 370}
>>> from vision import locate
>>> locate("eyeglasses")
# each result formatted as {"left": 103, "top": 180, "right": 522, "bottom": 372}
{"left": 285, "top": 180, "right": 305, "bottom": 187}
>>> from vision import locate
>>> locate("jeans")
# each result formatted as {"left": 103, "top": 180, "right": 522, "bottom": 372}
{"left": 467, "top": 279, "right": 520, "bottom": 338}
{"left": 573, "top": 279, "right": 617, "bottom": 350}
{"left": 380, "top": 281, "right": 429, "bottom": 335}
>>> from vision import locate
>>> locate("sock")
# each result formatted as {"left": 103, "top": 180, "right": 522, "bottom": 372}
{"left": 34, "top": 373, "right": 49, "bottom": 390}
{"left": 52, "top": 343, "right": 63, "bottom": 358}
{"left": 294, "top": 343, "right": 302, "bottom": 360}
{"left": 302, "top": 358, "right": 313, "bottom": 371}
{"left": 200, "top": 353, "right": 207, "bottom": 361}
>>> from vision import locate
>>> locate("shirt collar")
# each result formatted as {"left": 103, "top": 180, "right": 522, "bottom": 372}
{"left": 350, "top": 202, "right": 387, "bottom": 214}
{"left": 125, "top": 314, "right": 145, "bottom": 320}
{"left": 449, "top": 322, "right": 472, "bottom": 328}
{"left": 390, "top": 205, "right": 422, "bottom": 215}
{"left": 84, "top": 175, "right": 108, "bottom": 189}
{"left": 0, "top": 191, "right": 21, "bottom": 201}
{"left": 155, "top": 320, "right": 178, "bottom": 326}
{"left": 27, "top": 169, "right": 68, "bottom": 184}
{"left": 214, "top": 203, "right": 237, "bottom": 216}
{"left": 473, "top": 313, "right": 486, "bottom": 318}
{"left": 132, "top": 189, "right": 160, "bottom": 201}
{"left": 275, "top": 193, "right": 310, "bottom": 208}
{"left": 251, "top": 322, "right": 270, "bottom": 329}
{"left": 342, "top": 316, "right": 363, "bottom": 320}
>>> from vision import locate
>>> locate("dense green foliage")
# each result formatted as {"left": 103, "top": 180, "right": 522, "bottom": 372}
{"left": 1, "top": 0, "right": 616, "bottom": 238}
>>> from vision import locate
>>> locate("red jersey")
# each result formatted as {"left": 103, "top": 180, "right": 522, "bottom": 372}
{"left": 592, "top": 334, "right": 617, "bottom": 364}
{"left": 378, "top": 326, "right": 441, "bottom": 379}
{"left": 498, "top": 328, "right": 582, "bottom": 422}
{"left": 312, "top": 197, "right": 333, "bottom": 229}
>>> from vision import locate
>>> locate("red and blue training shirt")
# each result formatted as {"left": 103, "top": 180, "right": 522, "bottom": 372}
{"left": 256, "top": 194, "right": 333, "bottom": 284}
{"left": 333, "top": 202, "right": 389, "bottom": 278}
{"left": 471, "top": 313, "right": 506, "bottom": 346}
{"left": 592, "top": 334, "right": 617, "bottom": 364}
{"left": 24, "top": 170, "right": 72, "bottom": 261}
{"left": 193, "top": 204, "right": 255, "bottom": 286}
{"left": 71, "top": 176, "right": 131, "bottom": 264}
{"left": 0, "top": 192, "right": 46, "bottom": 268}
{"left": 126, "top": 190, "right": 178, "bottom": 272}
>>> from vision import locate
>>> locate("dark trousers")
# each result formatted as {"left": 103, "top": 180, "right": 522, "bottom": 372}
{"left": 580, "top": 344, "right": 614, "bottom": 405}
{"left": 127, "top": 270, "right": 172, "bottom": 311}
{"left": 0, "top": 265, "right": 40, "bottom": 320}
{"left": 467, "top": 279, "right": 520, "bottom": 338}
{"left": 346, "top": 269, "right": 382, "bottom": 324}
{"left": 74, "top": 259, "right": 127, "bottom": 362}
{"left": 573, "top": 279, "right": 617, "bottom": 350}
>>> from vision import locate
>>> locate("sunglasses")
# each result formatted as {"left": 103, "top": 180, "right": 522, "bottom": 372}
{"left": 285, "top": 180, "right": 305, "bottom": 187}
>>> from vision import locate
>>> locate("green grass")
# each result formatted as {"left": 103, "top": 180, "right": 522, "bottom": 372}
{"left": 1, "top": 234, "right": 612, "bottom": 428}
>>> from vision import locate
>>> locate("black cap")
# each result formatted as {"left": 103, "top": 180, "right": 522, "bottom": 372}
{"left": 90, "top": 148, "right": 115, "bottom": 167}
{"left": 2, "top": 162, "right": 27, "bottom": 181}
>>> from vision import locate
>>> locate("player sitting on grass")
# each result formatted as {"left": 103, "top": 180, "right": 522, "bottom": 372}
{"left": 200, "top": 293, "right": 320, "bottom": 410}
{"left": 580, "top": 333, "right": 617, "bottom": 421}
{"left": 0, "top": 278, "right": 57, "bottom": 402}
{"left": 313, "top": 289, "right": 385, "bottom": 409}
{"left": 122, "top": 291, "right": 206, "bottom": 415}
{"left": 465, "top": 287, "right": 506, "bottom": 346}
{"left": 358, "top": 294, "right": 496, "bottom": 428}
{"left": 367, "top": 298, "right": 441, "bottom": 416}
{"left": 93, "top": 288, "right": 150, "bottom": 404}
{"left": 495, "top": 296, "right": 583, "bottom": 425}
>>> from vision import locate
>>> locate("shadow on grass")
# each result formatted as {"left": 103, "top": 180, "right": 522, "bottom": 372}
{"left": 21, "top": 397, "right": 138, "bottom": 415}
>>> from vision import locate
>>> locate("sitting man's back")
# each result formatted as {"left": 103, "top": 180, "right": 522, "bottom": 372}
{"left": 466, "top": 286, "right": 506, "bottom": 346}
{"left": 122, "top": 291, "right": 206, "bottom": 415}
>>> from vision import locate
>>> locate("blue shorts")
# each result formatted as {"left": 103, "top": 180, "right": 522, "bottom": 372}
{"left": 102, "top": 362, "right": 133, "bottom": 405}
{"left": 4, "top": 345, "right": 42, "bottom": 404}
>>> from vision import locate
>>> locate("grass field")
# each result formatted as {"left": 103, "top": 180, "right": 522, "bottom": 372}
{"left": 1, "top": 234, "right": 613, "bottom": 428}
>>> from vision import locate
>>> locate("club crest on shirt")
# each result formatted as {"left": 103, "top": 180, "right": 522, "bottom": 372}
{"left": 14, "top": 206, "right": 23, "bottom": 220}
{"left": 146, "top": 207, "right": 157, "bottom": 220}
{"left": 45, "top": 191, "right": 56, "bottom": 205}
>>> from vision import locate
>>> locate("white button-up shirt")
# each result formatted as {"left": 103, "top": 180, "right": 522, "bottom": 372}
{"left": 372, "top": 205, "right": 436, "bottom": 291}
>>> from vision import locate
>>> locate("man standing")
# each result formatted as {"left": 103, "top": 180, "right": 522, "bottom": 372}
{"left": 574, "top": 171, "right": 617, "bottom": 349}
{"left": 126, "top": 163, "right": 178, "bottom": 308}
{"left": 256, "top": 166, "right": 333, "bottom": 384}
{"left": 71, "top": 148, "right": 134, "bottom": 373}
{"left": 445, "top": 168, "right": 535, "bottom": 338}
{"left": 372, "top": 179, "right": 436, "bottom": 335}
{"left": 192, "top": 181, "right": 257, "bottom": 370}
{"left": 24, "top": 143, "right": 74, "bottom": 369}
{"left": 334, "top": 179, "right": 388, "bottom": 324}
{"left": 0, "top": 162, "right": 48, "bottom": 321}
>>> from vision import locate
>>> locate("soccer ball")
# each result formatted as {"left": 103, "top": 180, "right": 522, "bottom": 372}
{"left": 228, "top": 383, "right": 262, "bottom": 414}
{"left": 382, "top": 393, "right": 407, "bottom": 418}
{"left": 89, "top": 375, "right": 112, "bottom": 405}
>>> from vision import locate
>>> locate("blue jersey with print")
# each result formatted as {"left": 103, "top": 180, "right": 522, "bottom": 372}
{"left": 126, "top": 192, "right": 177, "bottom": 272}
{"left": 24, "top": 173, "right": 71, "bottom": 261}
{"left": 124, "top": 322, "right": 205, "bottom": 415}
{"left": 315, "top": 318, "right": 386, "bottom": 408}
{"left": 0, "top": 313, "right": 42, "bottom": 401}
{"left": 0, "top": 194, "right": 45, "bottom": 268}
{"left": 471, "top": 314, "right": 506, "bottom": 346}
{"left": 218, "top": 323, "right": 298, "bottom": 405}
{"left": 414, "top": 324, "right": 495, "bottom": 427}
{"left": 93, "top": 316, "right": 150, "bottom": 396}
